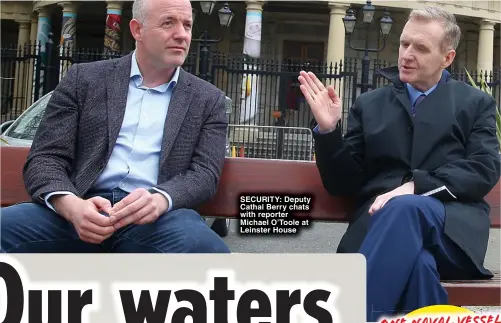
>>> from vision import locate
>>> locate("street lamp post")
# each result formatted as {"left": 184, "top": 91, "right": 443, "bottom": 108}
{"left": 342, "top": 0, "right": 393, "bottom": 93}
{"left": 192, "top": 1, "right": 234, "bottom": 82}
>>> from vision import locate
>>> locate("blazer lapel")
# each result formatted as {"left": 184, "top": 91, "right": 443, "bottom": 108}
{"left": 160, "top": 69, "right": 194, "bottom": 166}
{"left": 105, "top": 54, "right": 132, "bottom": 159}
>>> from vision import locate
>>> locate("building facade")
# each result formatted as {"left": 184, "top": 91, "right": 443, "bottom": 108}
{"left": 2, "top": 1, "right": 499, "bottom": 69}
{"left": 1, "top": 1, "right": 500, "bottom": 159}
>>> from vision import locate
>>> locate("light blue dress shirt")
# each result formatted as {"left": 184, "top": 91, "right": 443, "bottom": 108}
{"left": 406, "top": 82, "right": 438, "bottom": 107}
{"left": 46, "top": 50, "right": 177, "bottom": 212}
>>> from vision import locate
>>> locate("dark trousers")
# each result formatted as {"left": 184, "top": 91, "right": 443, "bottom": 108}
{"left": 1, "top": 188, "right": 230, "bottom": 253}
{"left": 359, "top": 195, "right": 477, "bottom": 322}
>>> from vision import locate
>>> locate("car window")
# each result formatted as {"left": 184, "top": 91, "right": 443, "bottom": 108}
{"left": 4, "top": 93, "right": 52, "bottom": 140}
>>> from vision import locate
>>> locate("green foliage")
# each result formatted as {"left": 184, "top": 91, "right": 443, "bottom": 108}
{"left": 464, "top": 68, "right": 501, "bottom": 152}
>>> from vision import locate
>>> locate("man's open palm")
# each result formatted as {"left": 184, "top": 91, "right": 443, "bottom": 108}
{"left": 298, "top": 71, "right": 341, "bottom": 132}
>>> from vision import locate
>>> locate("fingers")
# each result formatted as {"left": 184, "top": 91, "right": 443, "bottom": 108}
{"left": 113, "top": 202, "right": 156, "bottom": 229}
{"left": 74, "top": 214, "right": 115, "bottom": 243}
{"left": 80, "top": 219, "right": 116, "bottom": 236}
{"left": 111, "top": 189, "right": 144, "bottom": 214}
{"left": 368, "top": 202, "right": 376, "bottom": 215}
{"left": 89, "top": 196, "right": 112, "bottom": 215}
{"left": 75, "top": 208, "right": 115, "bottom": 244}
{"left": 299, "top": 71, "right": 322, "bottom": 95}
{"left": 298, "top": 70, "right": 328, "bottom": 107}
{"left": 85, "top": 209, "right": 115, "bottom": 227}
{"left": 299, "top": 84, "right": 314, "bottom": 105}
{"left": 109, "top": 189, "right": 149, "bottom": 222}
{"left": 368, "top": 194, "right": 397, "bottom": 215}
{"left": 298, "top": 76, "right": 316, "bottom": 101}
{"left": 327, "top": 86, "right": 339, "bottom": 101}
{"left": 310, "top": 72, "right": 326, "bottom": 92}
{"left": 369, "top": 196, "right": 385, "bottom": 215}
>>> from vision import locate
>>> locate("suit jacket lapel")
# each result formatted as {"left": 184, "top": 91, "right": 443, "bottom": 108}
{"left": 160, "top": 69, "right": 194, "bottom": 166}
{"left": 105, "top": 54, "right": 132, "bottom": 159}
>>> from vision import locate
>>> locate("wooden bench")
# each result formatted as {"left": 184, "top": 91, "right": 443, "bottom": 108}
{"left": 1, "top": 146, "right": 500, "bottom": 307}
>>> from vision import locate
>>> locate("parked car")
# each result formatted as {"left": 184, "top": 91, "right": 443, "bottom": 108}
{"left": 1, "top": 91, "right": 231, "bottom": 237}
{"left": 0, "top": 92, "right": 52, "bottom": 146}
{"left": 0, "top": 120, "right": 14, "bottom": 134}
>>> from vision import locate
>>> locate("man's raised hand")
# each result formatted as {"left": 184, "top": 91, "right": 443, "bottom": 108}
{"left": 298, "top": 71, "right": 341, "bottom": 133}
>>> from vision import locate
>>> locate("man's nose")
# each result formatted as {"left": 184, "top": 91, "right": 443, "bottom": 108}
{"left": 173, "top": 25, "right": 190, "bottom": 40}
{"left": 401, "top": 48, "right": 414, "bottom": 61}
{"left": 405, "top": 45, "right": 417, "bottom": 56}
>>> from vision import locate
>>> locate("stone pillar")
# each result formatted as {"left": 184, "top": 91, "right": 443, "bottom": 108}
{"left": 59, "top": 2, "right": 78, "bottom": 80}
{"left": 30, "top": 15, "right": 38, "bottom": 44}
{"left": 104, "top": 1, "right": 123, "bottom": 54}
{"left": 326, "top": 3, "right": 348, "bottom": 69}
{"left": 59, "top": 2, "right": 77, "bottom": 49}
{"left": 237, "top": 0, "right": 264, "bottom": 146}
{"left": 476, "top": 19, "right": 495, "bottom": 80}
{"left": 326, "top": 3, "right": 349, "bottom": 111}
{"left": 33, "top": 6, "right": 51, "bottom": 102}
{"left": 35, "top": 7, "right": 51, "bottom": 56}
{"left": 13, "top": 20, "right": 31, "bottom": 113}
{"left": 17, "top": 20, "right": 31, "bottom": 47}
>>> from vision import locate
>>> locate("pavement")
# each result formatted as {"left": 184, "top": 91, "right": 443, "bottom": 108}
{"left": 221, "top": 220, "right": 501, "bottom": 313}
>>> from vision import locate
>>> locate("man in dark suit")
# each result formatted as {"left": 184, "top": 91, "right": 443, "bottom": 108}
{"left": 1, "top": 0, "right": 230, "bottom": 253}
{"left": 298, "top": 6, "right": 500, "bottom": 321}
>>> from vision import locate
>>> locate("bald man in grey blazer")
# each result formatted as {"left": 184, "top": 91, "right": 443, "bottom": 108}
{"left": 1, "top": 0, "right": 230, "bottom": 253}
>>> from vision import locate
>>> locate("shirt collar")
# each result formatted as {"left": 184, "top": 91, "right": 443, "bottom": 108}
{"left": 405, "top": 69, "right": 449, "bottom": 106}
{"left": 130, "top": 50, "right": 179, "bottom": 93}
{"left": 406, "top": 82, "right": 437, "bottom": 107}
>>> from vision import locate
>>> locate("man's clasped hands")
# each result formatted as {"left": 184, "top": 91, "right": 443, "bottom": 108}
{"left": 52, "top": 188, "right": 168, "bottom": 244}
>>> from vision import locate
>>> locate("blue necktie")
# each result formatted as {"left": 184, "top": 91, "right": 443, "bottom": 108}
{"left": 412, "top": 94, "right": 426, "bottom": 116}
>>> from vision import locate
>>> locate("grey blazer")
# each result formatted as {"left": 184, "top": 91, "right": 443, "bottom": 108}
{"left": 23, "top": 52, "right": 229, "bottom": 211}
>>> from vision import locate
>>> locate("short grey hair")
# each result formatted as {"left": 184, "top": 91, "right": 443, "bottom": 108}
{"left": 408, "top": 6, "right": 461, "bottom": 51}
{"left": 132, "top": 0, "right": 149, "bottom": 26}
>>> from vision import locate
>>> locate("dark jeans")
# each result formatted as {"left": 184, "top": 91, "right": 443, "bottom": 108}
{"left": 0, "top": 188, "right": 230, "bottom": 253}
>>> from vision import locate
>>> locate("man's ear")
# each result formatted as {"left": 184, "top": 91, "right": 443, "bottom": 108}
{"left": 129, "top": 19, "right": 142, "bottom": 42}
{"left": 442, "top": 49, "right": 456, "bottom": 69}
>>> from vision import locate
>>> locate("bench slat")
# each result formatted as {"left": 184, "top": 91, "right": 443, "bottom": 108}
{"left": 445, "top": 271, "right": 501, "bottom": 306}
{"left": 1, "top": 146, "right": 31, "bottom": 206}
{"left": 1, "top": 147, "right": 499, "bottom": 228}
{"left": 199, "top": 158, "right": 357, "bottom": 222}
